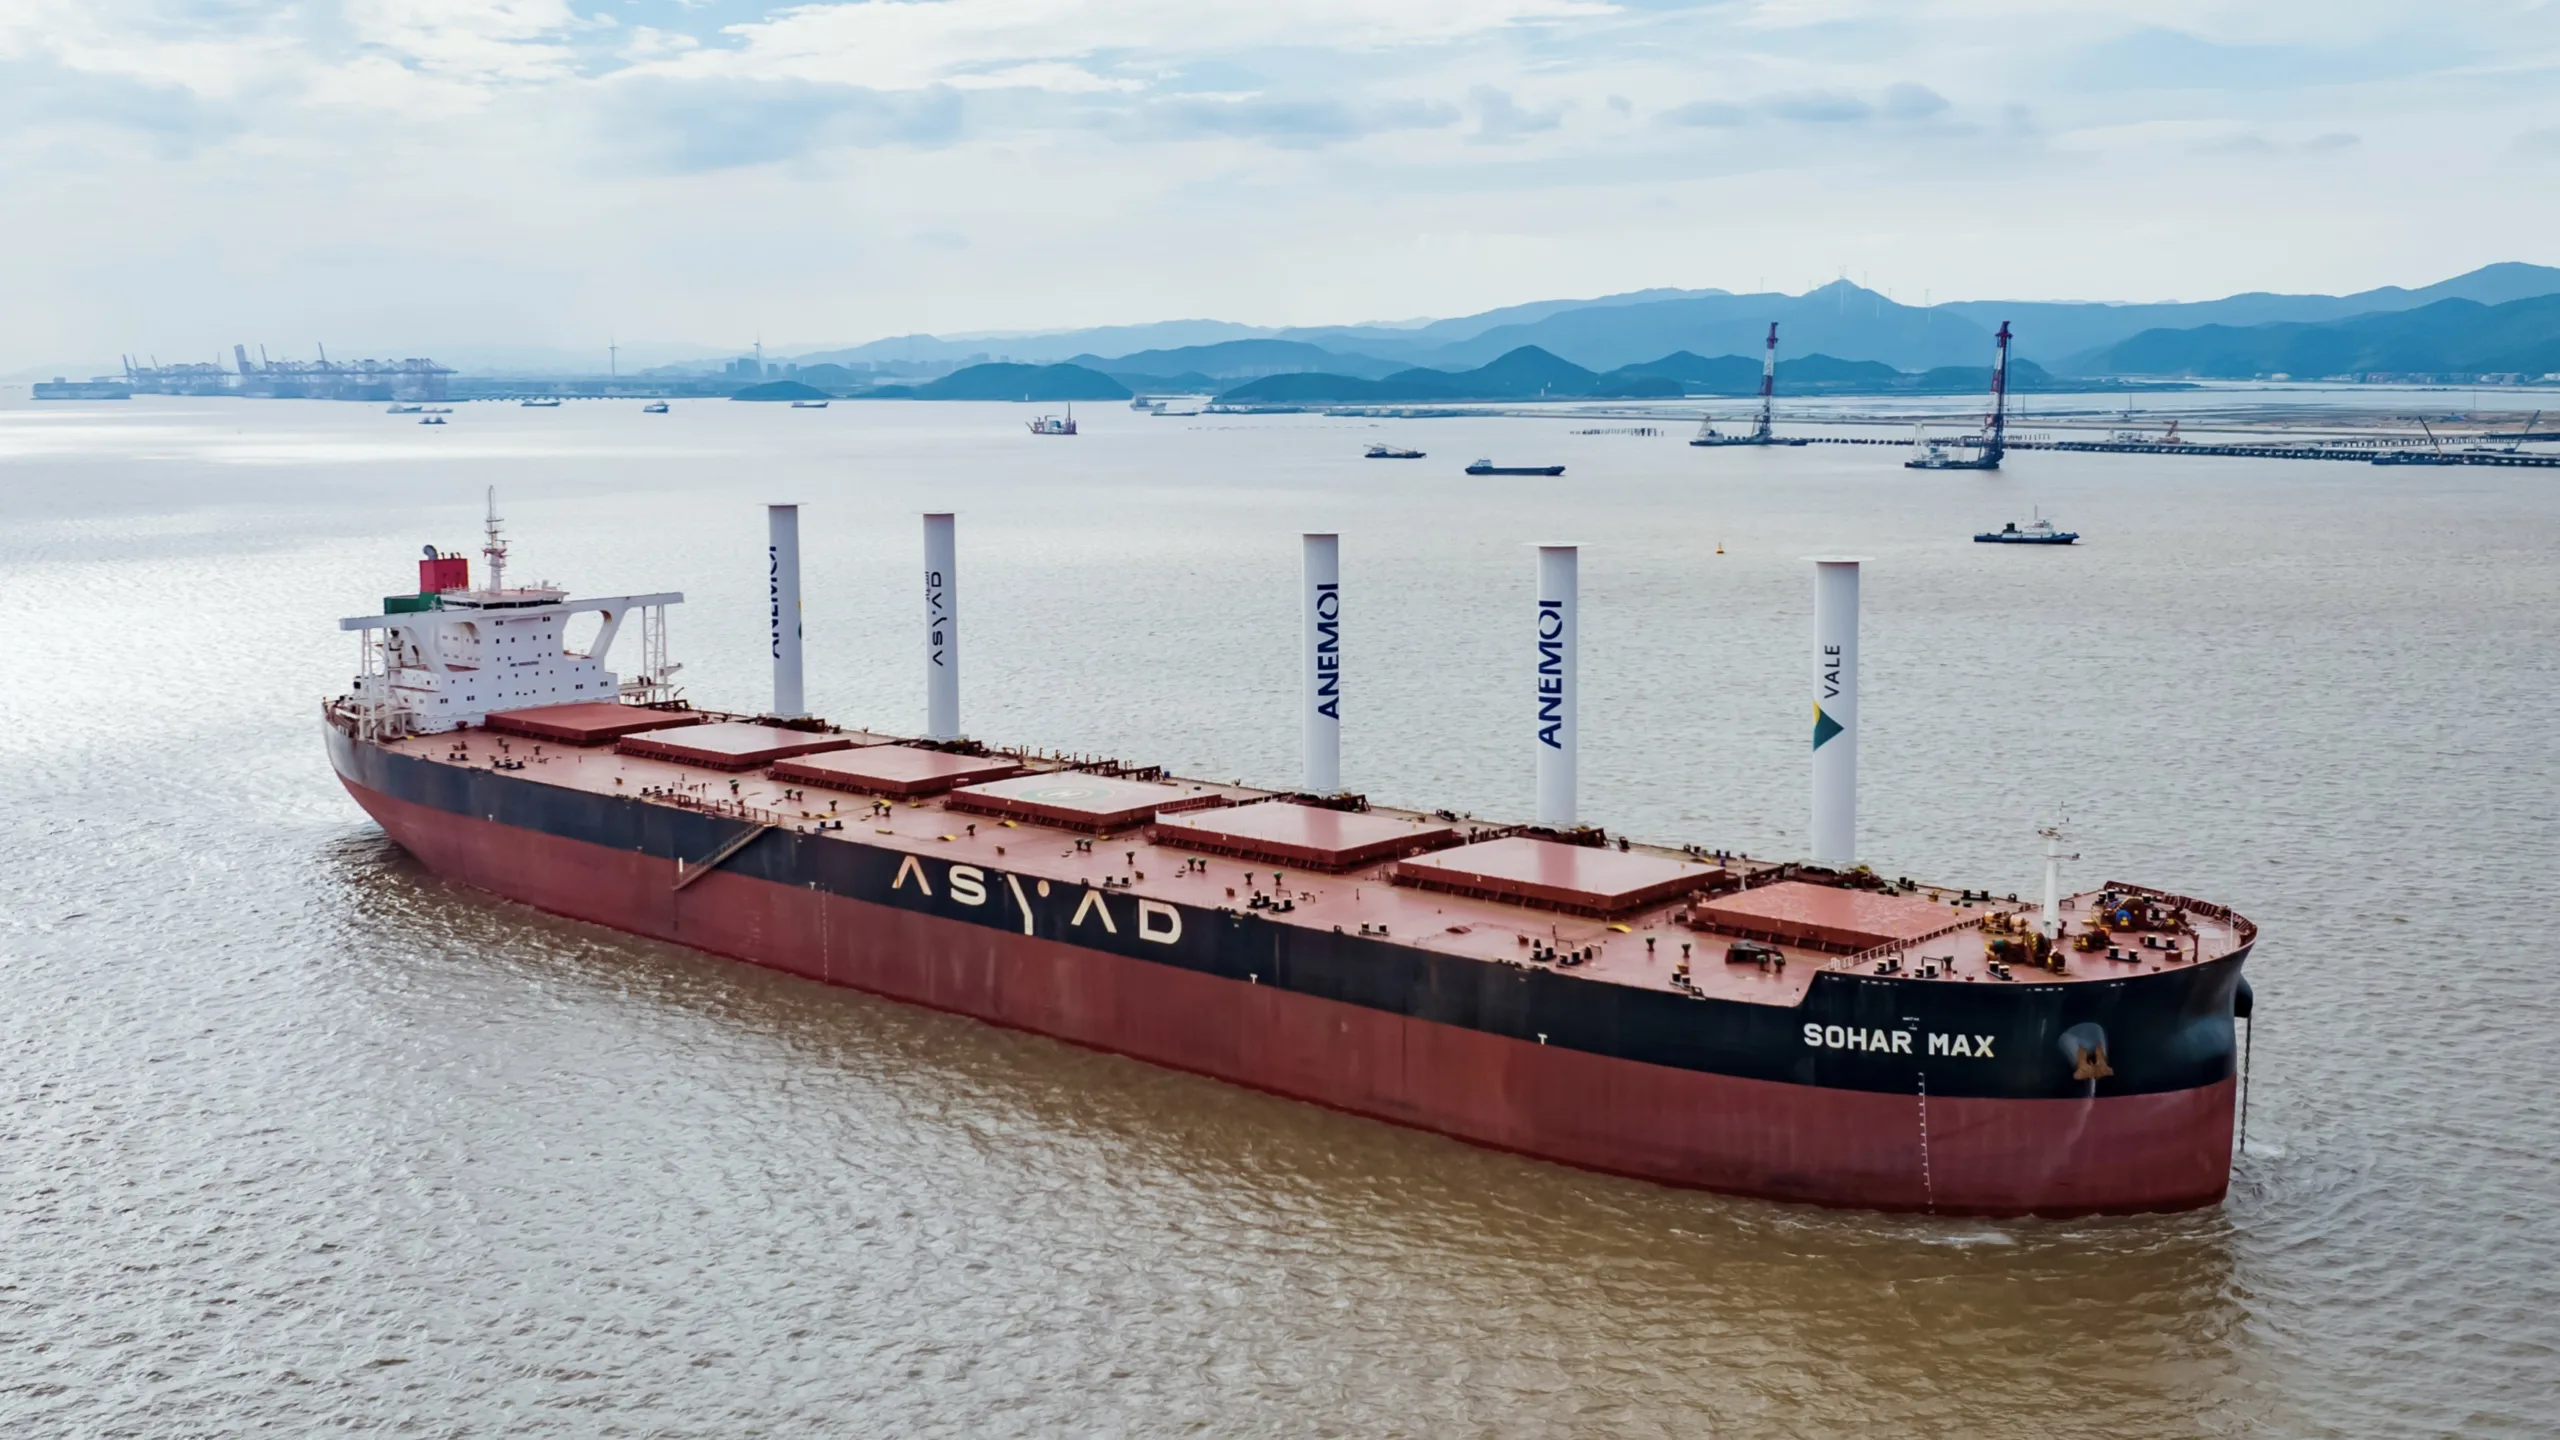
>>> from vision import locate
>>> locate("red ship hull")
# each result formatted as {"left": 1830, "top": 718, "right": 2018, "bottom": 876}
{"left": 339, "top": 771, "right": 2235, "bottom": 1217}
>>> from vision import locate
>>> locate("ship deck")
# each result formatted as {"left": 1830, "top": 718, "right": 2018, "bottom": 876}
{"left": 387, "top": 710, "right": 2254, "bottom": 1007}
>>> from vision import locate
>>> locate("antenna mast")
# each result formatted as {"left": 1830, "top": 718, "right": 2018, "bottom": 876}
{"left": 482, "top": 487, "right": 508, "bottom": 594}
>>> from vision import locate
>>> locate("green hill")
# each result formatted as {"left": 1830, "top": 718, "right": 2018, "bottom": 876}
{"left": 1780, "top": 355, "right": 1903, "bottom": 387}
{"left": 865, "top": 363, "right": 1131, "bottom": 401}
{"left": 1906, "top": 358, "right": 2062, "bottom": 392}
{"left": 1436, "top": 345, "right": 1598, "bottom": 397}
{"left": 731, "top": 379, "right": 831, "bottom": 401}
{"left": 1106, "top": 370, "right": 1222, "bottom": 394}
{"left": 1222, "top": 346, "right": 1592, "bottom": 404}
{"left": 1605, "top": 351, "right": 1762, "bottom": 391}
{"left": 1216, "top": 372, "right": 1458, "bottom": 404}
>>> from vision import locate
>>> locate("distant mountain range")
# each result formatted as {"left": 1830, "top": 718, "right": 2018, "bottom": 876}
{"left": 52, "top": 263, "right": 2553, "bottom": 394}
{"left": 1070, "top": 339, "right": 1415, "bottom": 383}
{"left": 1969, "top": 263, "right": 2560, "bottom": 370}
{"left": 1207, "top": 347, "right": 2067, "bottom": 405}
{"left": 2073, "top": 294, "right": 2560, "bottom": 378}
{"left": 814, "top": 344, "right": 2082, "bottom": 406}
{"left": 800, "top": 273, "right": 2560, "bottom": 402}
{"left": 780, "top": 263, "right": 2560, "bottom": 382}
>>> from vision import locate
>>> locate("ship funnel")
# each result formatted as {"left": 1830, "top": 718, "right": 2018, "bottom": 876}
{"left": 924, "top": 512, "right": 960, "bottom": 740}
{"left": 1809, "top": 557, "right": 1862, "bottom": 866}
{"left": 768, "top": 504, "right": 804, "bottom": 718}
{"left": 1535, "top": 544, "right": 1578, "bottom": 828}
{"left": 1302, "top": 533, "right": 1341, "bottom": 794}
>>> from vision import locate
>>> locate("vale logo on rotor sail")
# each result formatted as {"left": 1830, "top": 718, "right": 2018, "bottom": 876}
{"left": 1813, "top": 644, "right": 1844, "bottom": 750}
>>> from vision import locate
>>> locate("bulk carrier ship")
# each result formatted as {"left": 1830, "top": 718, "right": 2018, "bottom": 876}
{"left": 324, "top": 496, "right": 2256, "bottom": 1217}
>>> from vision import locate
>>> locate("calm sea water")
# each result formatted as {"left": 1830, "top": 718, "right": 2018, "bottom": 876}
{"left": 3, "top": 398, "right": 2553, "bottom": 1436}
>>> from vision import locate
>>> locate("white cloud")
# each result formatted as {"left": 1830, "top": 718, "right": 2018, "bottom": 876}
{"left": 652, "top": 0, "right": 1613, "bottom": 89}
{"left": 341, "top": 0, "right": 588, "bottom": 82}
{"left": 621, "top": 28, "right": 703, "bottom": 64}
{"left": 0, "top": 0, "right": 2553, "bottom": 370}
{"left": 1469, "top": 85, "right": 1564, "bottom": 143}
{"left": 1880, "top": 82, "right": 1948, "bottom": 120}
{"left": 1662, "top": 100, "right": 1748, "bottom": 127}
{"left": 1761, "top": 89, "right": 1872, "bottom": 123}
{"left": 946, "top": 63, "right": 1148, "bottom": 95}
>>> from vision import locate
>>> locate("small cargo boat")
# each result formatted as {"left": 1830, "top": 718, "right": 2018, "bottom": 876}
{"left": 1975, "top": 513, "right": 2078, "bottom": 545}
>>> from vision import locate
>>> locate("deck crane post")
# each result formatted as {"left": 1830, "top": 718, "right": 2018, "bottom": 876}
{"left": 1981, "top": 321, "right": 2011, "bottom": 465}
{"left": 1754, "top": 323, "right": 1779, "bottom": 442}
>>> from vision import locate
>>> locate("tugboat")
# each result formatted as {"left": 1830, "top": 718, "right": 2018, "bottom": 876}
{"left": 1906, "top": 321, "right": 2012, "bottom": 471}
{"left": 1692, "top": 419, "right": 1805, "bottom": 447}
{"left": 1906, "top": 433, "right": 1973, "bottom": 470}
{"left": 643, "top": 402, "right": 670, "bottom": 414}
{"left": 1691, "top": 323, "right": 1806, "bottom": 447}
{"left": 1366, "top": 444, "right": 1426, "bottom": 459}
{"left": 2107, "top": 415, "right": 2187, "bottom": 446}
{"left": 1975, "top": 511, "right": 2077, "bottom": 545}
{"left": 1466, "top": 458, "right": 1565, "bottom": 476}
{"left": 2374, "top": 419, "right": 2453, "bottom": 466}
{"left": 1027, "top": 402, "right": 1078, "bottom": 436}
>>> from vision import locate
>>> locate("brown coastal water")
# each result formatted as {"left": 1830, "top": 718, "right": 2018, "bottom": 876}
{"left": 2, "top": 398, "right": 2553, "bottom": 1435}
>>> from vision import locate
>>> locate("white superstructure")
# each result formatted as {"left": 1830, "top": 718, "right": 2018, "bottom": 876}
{"left": 337, "top": 502, "right": 682, "bottom": 737}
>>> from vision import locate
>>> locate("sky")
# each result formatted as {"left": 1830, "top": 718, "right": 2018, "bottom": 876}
{"left": 5, "top": 0, "right": 2558, "bottom": 372}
